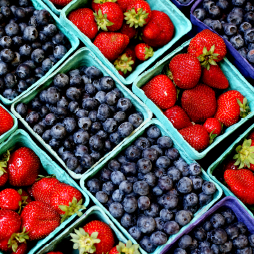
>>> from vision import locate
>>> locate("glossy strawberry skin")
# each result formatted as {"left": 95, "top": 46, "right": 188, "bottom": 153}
{"left": 203, "top": 118, "right": 222, "bottom": 135}
{"left": 0, "top": 172, "right": 8, "bottom": 187}
{"left": 117, "top": 0, "right": 135, "bottom": 11}
{"left": 49, "top": 0, "right": 72, "bottom": 6}
{"left": 224, "top": 159, "right": 238, "bottom": 171}
{"left": 11, "top": 243, "right": 27, "bottom": 254}
{"left": 134, "top": 43, "right": 153, "bottom": 61}
{"left": 91, "top": 0, "right": 117, "bottom": 12}
{"left": 0, "top": 106, "right": 13, "bottom": 136}
{"left": 46, "top": 252, "right": 63, "bottom": 254}
{"left": 0, "top": 188, "right": 22, "bottom": 211}
{"left": 120, "top": 22, "right": 137, "bottom": 40}
{"left": 248, "top": 131, "right": 254, "bottom": 140}
{"left": 18, "top": 189, "right": 33, "bottom": 204}
{"left": 109, "top": 246, "right": 119, "bottom": 254}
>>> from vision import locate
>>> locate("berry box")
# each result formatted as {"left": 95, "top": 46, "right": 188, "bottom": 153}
{"left": 132, "top": 39, "right": 254, "bottom": 160}
{"left": 42, "top": 0, "right": 69, "bottom": 16}
{"left": 59, "top": 0, "right": 192, "bottom": 85}
{"left": 11, "top": 47, "right": 153, "bottom": 180}
{"left": 190, "top": 0, "right": 254, "bottom": 80}
{"left": 80, "top": 119, "right": 223, "bottom": 254}
{"left": 0, "top": 129, "right": 90, "bottom": 254}
{"left": 169, "top": 0, "right": 196, "bottom": 13}
{"left": 0, "top": 0, "right": 79, "bottom": 106}
{"left": 36, "top": 206, "right": 128, "bottom": 254}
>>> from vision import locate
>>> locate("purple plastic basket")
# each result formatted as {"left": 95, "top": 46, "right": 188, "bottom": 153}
{"left": 190, "top": 0, "right": 254, "bottom": 80}
{"left": 169, "top": 0, "right": 195, "bottom": 11}
{"left": 160, "top": 196, "right": 254, "bottom": 254}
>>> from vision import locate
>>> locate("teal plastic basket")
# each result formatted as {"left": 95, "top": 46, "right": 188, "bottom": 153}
{"left": 208, "top": 122, "right": 254, "bottom": 218}
{"left": 0, "top": 129, "right": 90, "bottom": 254}
{"left": 41, "top": 0, "right": 70, "bottom": 16}
{"left": 0, "top": 0, "right": 79, "bottom": 106}
{"left": 11, "top": 47, "right": 153, "bottom": 180}
{"left": 36, "top": 206, "right": 128, "bottom": 254}
{"left": 80, "top": 119, "right": 223, "bottom": 254}
{"left": 132, "top": 40, "right": 254, "bottom": 160}
{"left": 59, "top": 0, "right": 192, "bottom": 85}
{"left": 0, "top": 104, "right": 18, "bottom": 144}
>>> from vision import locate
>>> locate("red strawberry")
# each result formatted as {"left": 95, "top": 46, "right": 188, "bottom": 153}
{"left": 142, "top": 74, "right": 177, "bottom": 110}
{"left": 109, "top": 246, "right": 119, "bottom": 254}
{"left": 203, "top": 118, "right": 222, "bottom": 144}
{"left": 49, "top": 0, "right": 72, "bottom": 6}
{"left": 70, "top": 220, "right": 115, "bottom": 254}
{"left": 179, "top": 125, "right": 210, "bottom": 151}
{"left": 134, "top": 43, "right": 153, "bottom": 61}
{"left": 248, "top": 131, "right": 254, "bottom": 140}
{"left": 164, "top": 105, "right": 192, "bottom": 130}
{"left": 0, "top": 189, "right": 22, "bottom": 211}
{"left": 94, "top": 3, "right": 123, "bottom": 32}
{"left": 169, "top": 53, "right": 202, "bottom": 89}
{"left": 114, "top": 52, "right": 135, "bottom": 76}
{"left": 21, "top": 201, "right": 60, "bottom": 240}
{"left": 141, "top": 10, "right": 174, "bottom": 48}
{"left": 0, "top": 105, "right": 13, "bottom": 136}
{"left": 11, "top": 243, "right": 27, "bottom": 254}
{"left": 68, "top": 8, "right": 98, "bottom": 40}
{"left": 7, "top": 147, "right": 40, "bottom": 186}
{"left": 120, "top": 22, "right": 137, "bottom": 40}
{"left": 109, "top": 241, "right": 140, "bottom": 254}
{"left": 124, "top": 0, "right": 151, "bottom": 28}
{"left": 0, "top": 238, "right": 9, "bottom": 252}
{"left": 91, "top": 0, "right": 117, "bottom": 12}
{"left": 17, "top": 189, "right": 33, "bottom": 205}
{"left": 0, "top": 150, "right": 10, "bottom": 187}
{"left": 117, "top": 0, "right": 135, "bottom": 11}
{"left": 94, "top": 32, "right": 129, "bottom": 62}
{"left": 224, "top": 159, "right": 239, "bottom": 171}
{"left": 188, "top": 29, "right": 227, "bottom": 69}
{"left": 47, "top": 252, "right": 63, "bottom": 254}
{"left": 224, "top": 169, "right": 254, "bottom": 205}
{"left": 181, "top": 83, "right": 217, "bottom": 123}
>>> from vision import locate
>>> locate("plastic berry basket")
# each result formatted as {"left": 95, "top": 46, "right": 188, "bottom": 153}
{"left": 36, "top": 206, "right": 128, "bottom": 254}
{"left": 190, "top": 0, "right": 254, "bottom": 80}
{"left": 0, "top": 103, "right": 18, "bottom": 144}
{"left": 0, "top": 129, "right": 90, "bottom": 254}
{"left": 41, "top": 0, "right": 71, "bottom": 16}
{"left": 10, "top": 47, "right": 153, "bottom": 180}
{"left": 169, "top": 0, "right": 196, "bottom": 12}
{"left": 80, "top": 119, "right": 223, "bottom": 254}
{"left": 160, "top": 196, "right": 254, "bottom": 254}
{"left": 0, "top": 0, "right": 79, "bottom": 106}
{"left": 59, "top": 0, "right": 192, "bottom": 85}
{"left": 207, "top": 122, "right": 254, "bottom": 218}
{"left": 132, "top": 39, "right": 254, "bottom": 161}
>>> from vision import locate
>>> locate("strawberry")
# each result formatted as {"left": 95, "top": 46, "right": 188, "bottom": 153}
{"left": 109, "top": 241, "right": 140, "bottom": 254}
{"left": 11, "top": 243, "right": 27, "bottom": 254}
{"left": 134, "top": 43, "right": 153, "bottom": 61}
{"left": 21, "top": 201, "right": 60, "bottom": 240}
{"left": 114, "top": 52, "right": 135, "bottom": 76}
{"left": 17, "top": 189, "right": 33, "bottom": 205}
{"left": 94, "top": 3, "right": 123, "bottom": 32}
{"left": 224, "top": 169, "right": 254, "bottom": 205}
{"left": 120, "top": 22, "right": 137, "bottom": 39}
{"left": 0, "top": 105, "right": 13, "bottom": 136}
{"left": 141, "top": 10, "right": 174, "bottom": 48}
{"left": 68, "top": 8, "right": 98, "bottom": 40}
{"left": 117, "top": 0, "right": 136, "bottom": 11}
{"left": 7, "top": 228, "right": 29, "bottom": 254}
{"left": 7, "top": 147, "right": 40, "bottom": 186}
{"left": 124, "top": 0, "right": 151, "bottom": 28}
{"left": 0, "top": 150, "right": 10, "bottom": 187}
{"left": 49, "top": 0, "right": 72, "bottom": 6}
{"left": 169, "top": 53, "right": 202, "bottom": 89}
{"left": 94, "top": 32, "right": 129, "bottom": 62}
{"left": 249, "top": 131, "right": 254, "bottom": 140}
{"left": 164, "top": 105, "right": 192, "bottom": 130}
{"left": 47, "top": 252, "right": 63, "bottom": 254}
{"left": 181, "top": 83, "right": 217, "bottom": 123}
{"left": 142, "top": 74, "right": 177, "bottom": 110}
{"left": 188, "top": 29, "right": 227, "bottom": 69}
{"left": 203, "top": 118, "right": 222, "bottom": 144}
{"left": 179, "top": 125, "right": 210, "bottom": 151}
{"left": 91, "top": 0, "right": 117, "bottom": 12}
{"left": 70, "top": 220, "right": 115, "bottom": 254}
{"left": 0, "top": 188, "right": 22, "bottom": 211}
{"left": 0, "top": 238, "right": 10, "bottom": 252}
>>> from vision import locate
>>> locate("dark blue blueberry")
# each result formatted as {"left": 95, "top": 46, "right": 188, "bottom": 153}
{"left": 54, "top": 73, "right": 69, "bottom": 89}
{"left": 43, "top": 24, "right": 57, "bottom": 37}
{"left": 199, "top": 192, "right": 212, "bottom": 206}
{"left": 45, "top": 87, "right": 61, "bottom": 104}
{"left": 175, "top": 210, "right": 193, "bottom": 226}
{"left": 158, "top": 176, "right": 173, "bottom": 191}
{"left": 73, "top": 129, "right": 90, "bottom": 145}
{"left": 108, "top": 159, "right": 120, "bottom": 171}
{"left": 210, "top": 213, "right": 225, "bottom": 228}
{"left": 235, "top": 221, "right": 248, "bottom": 234}
{"left": 82, "top": 98, "right": 99, "bottom": 110}
{"left": 105, "top": 91, "right": 118, "bottom": 106}
{"left": 102, "top": 181, "right": 114, "bottom": 195}
{"left": 103, "top": 118, "right": 118, "bottom": 133}
{"left": 48, "top": 138, "right": 61, "bottom": 150}
{"left": 19, "top": 23, "right": 27, "bottom": 33}
{"left": 123, "top": 196, "right": 137, "bottom": 213}
{"left": 87, "top": 178, "right": 101, "bottom": 193}
{"left": 203, "top": 221, "right": 212, "bottom": 232}
{"left": 190, "top": 176, "right": 203, "bottom": 190}
{"left": 174, "top": 248, "right": 187, "bottom": 254}
{"left": 203, "top": 0, "right": 215, "bottom": 11}
{"left": 50, "top": 124, "right": 66, "bottom": 140}
{"left": 4, "top": 73, "right": 18, "bottom": 88}
{"left": 117, "top": 98, "right": 132, "bottom": 112}
{"left": 42, "top": 58, "right": 53, "bottom": 72}
{"left": 0, "top": 36, "right": 12, "bottom": 49}
{"left": 155, "top": 217, "right": 164, "bottom": 231}
{"left": 62, "top": 117, "right": 76, "bottom": 133}
{"left": 178, "top": 235, "right": 193, "bottom": 249}
{"left": 35, "top": 10, "right": 52, "bottom": 26}
{"left": 146, "top": 125, "right": 161, "bottom": 139}
{"left": 134, "top": 137, "right": 150, "bottom": 151}
{"left": 89, "top": 134, "right": 104, "bottom": 151}
{"left": 208, "top": 5, "right": 221, "bottom": 19}
{"left": 42, "top": 129, "right": 51, "bottom": 142}
{"left": 91, "top": 122, "right": 102, "bottom": 134}
{"left": 35, "top": 67, "right": 45, "bottom": 79}
{"left": 3, "top": 88, "right": 18, "bottom": 100}
{"left": 31, "top": 48, "right": 44, "bottom": 63}
{"left": 140, "top": 236, "right": 157, "bottom": 253}
{"left": 0, "top": 77, "right": 4, "bottom": 90}
{"left": 128, "top": 113, "right": 144, "bottom": 128}
{"left": 137, "top": 215, "right": 156, "bottom": 233}
{"left": 117, "top": 122, "right": 133, "bottom": 138}
{"left": 150, "top": 145, "right": 163, "bottom": 157}
{"left": 49, "top": 55, "right": 58, "bottom": 64}
{"left": 31, "top": 98, "right": 42, "bottom": 111}
{"left": 188, "top": 163, "right": 202, "bottom": 176}
{"left": 97, "top": 104, "right": 111, "bottom": 122}
{"left": 164, "top": 221, "right": 180, "bottom": 235}
{"left": 227, "top": 12, "right": 243, "bottom": 26}
{"left": 184, "top": 192, "right": 198, "bottom": 207}
{"left": 109, "top": 132, "right": 121, "bottom": 145}
{"left": 239, "top": 22, "right": 252, "bottom": 34}
{"left": 167, "top": 167, "right": 181, "bottom": 182}
{"left": 160, "top": 209, "right": 173, "bottom": 221}
{"left": 57, "top": 97, "right": 69, "bottom": 109}
{"left": 23, "top": 26, "right": 38, "bottom": 42}
{"left": 223, "top": 23, "right": 237, "bottom": 36}
{"left": 84, "top": 66, "right": 103, "bottom": 80}
{"left": 0, "top": 49, "right": 14, "bottom": 63}
{"left": 193, "top": 8, "right": 207, "bottom": 20}
{"left": 202, "top": 181, "right": 216, "bottom": 195}
{"left": 233, "top": 234, "right": 248, "bottom": 249}
{"left": 248, "top": 234, "right": 254, "bottom": 247}
{"left": 12, "top": 36, "right": 23, "bottom": 47}
{"left": 32, "top": 42, "right": 42, "bottom": 50}
{"left": 24, "top": 60, "right": 36, "bottom": 69}
{"left": 109, "top": 202, "right": 124, "bottom": 218}
{"left": 221, "top": 209, "right": 236, "bottom": 224}
{"left": 219, "top": 241, "right": 233, "bottom": 253}
{"left": 0, "top": 61, "right": 8, "bottom": 76}
{"left": 138, "top": 196, "right": 150, "bottom": 210}
{"left": 136, "top": 158, "right": 152, "bottom": 174}
{"left": 29, "top": 15, "right": 37, "bottom": 27}
{"left": 78, "top": 117, "right": 92, "bottom": 131}
{"left": 70, "top": 74, "right": 82, "bottom": 87}
{"left": 199, "top": 241, "right": 211, "bottom": 249}
{"left": 121, "top": 212, "right": 137, "bottom": 228}
{"left": 133, "top": 180, "right": 149, "bottom": 195}
{"left": 232, "top": 0, "right": 246, "bottom": 6}
{"left": 33, "top": 124, "right": 44, "bottom": 135}
{"left": 238, "top": 47, "right": 248, "bottom": 59}
{"left": 211, "top": 244, "right": 220, "bottom": 254}
{"left": 230, "top": 34, "right": 245, "bottom": 49}
{"left": 245, "top": 29, "right": 254, "bottom": 45}
{"left": 142, "top": 147, "right": 158, "bottom": 162}
{"left": 16, "top": 102, "right": 27, "bottom": 117}
{"left": 63, "top": 136, "right": 75, "bottom": 150}
{"left": 1, "top": 6, "right": 11, "bottom": 17}
{"left": 125, "top": 145, "right": 141, "bottom": 162}
{"left": 66, "top": 87, "right": 81, "bottom": 101}
{"left": 112, "top": 189, "right": 124, "bottom": 202}
{"left": 153, "top": 185, "right": 163, "bottom": 196}
{"left": 121, "top": 162, "right": 136, "bottom": 175}
{"left": 52, "top": 32, "right": 65, "bottom": 45}
{"left": 16, "top": 64, "right": 31, "bottom": 79}
{"left": 111, "top": 170, "right": 126, "bottom": 185}
{"left": 150, "top": 231, "right": 167, "bottom": 246}
{"left": 74, "top": 145, "right": 88, "bottom": 159}
{"left": 42, "top": 42, "right": 54, "bottom": 54}
{"left": 143, "top": 172, "right": 156, "bottom": 187}
{"left": 44, "top": 113, "right": 57, "bottom": 126}
{"left": 68, "top": 101, "right": 79, "bottom": 113}
{"left": 66, "top": 156, "right": 78, "bottom": 171}
{"left": 11, "top": 52, "right": 21, "bottom": 67}
{"left": 194, "top": 227, "right": 207, "bottom": 241}
{"left": 53, "top": 45, "right": 67, "bottom": 60}
{"left": 95, "top": 91, "right": 106, "bottom": 104}
{"left": 5, "top": 22, "right": 19, "bottom": 37}
{"left": 98, "top": 76, "right": 114, "bottom": 91}
{"left": 174, "top": 157, "right": 189, "bottom": 176}
{"left": 114, "top": 111, "right": 126, "bottom": 123}
{"left": 158, "top": 194, "right": 178, "bottom": 209}
{"left": 156, "top": 156, "right": 171, "bottom": 169}
{"left": 76, "top": 109, "right": 88, "bottom": 118}
{"left": 236, "top": 247, "right": 252, "bottom": 254}
{"left": 80, "top": 153, "right": 94, "bottom": 169}
{"left": 117, "top": 154, "right": 129, "bottom": 164}
{"left": 128, "top": 226, "right": 142, "bottom": 241}
{"left": 118, "top": 180, "right": 132, "bottom": 194}
{"left": 210, "top": 228, "right": 228, "bottom": 244}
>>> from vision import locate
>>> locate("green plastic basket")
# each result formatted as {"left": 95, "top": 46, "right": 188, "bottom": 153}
{"left": 80, "top": 119, "right": 223, "bottom": 254}
{"left": 36, "top": 206, "right": 128, "bottom": 254}
{"left": 132, "top": 40, "right": 254, "bottom": 160}
{"left": 11, "top": 47, "right": 153, "bottom": 180}
{"left": 59, "top": 0, "right": 192, "bottom": 85}
{"left": 41, "top": 0, "right": 70, "bottom": 16}
{"left": 208, "top": 122, "right": 254, "bottom": 218}
{"left": 0, "top": 129, "right": 90, "bottom": 254}
{"left": 0, "top": 103, "right": 18, "bottom": 144}
{"left": 0, "top": 0, "right": 79, "bottom": 106}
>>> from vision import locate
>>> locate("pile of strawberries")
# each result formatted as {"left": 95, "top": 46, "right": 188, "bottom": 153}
{"left": 65, "top": 0, "right": 174, "bottom": 77}
{"left": 0, "top": 147, "right": 85, "bottom": 254}
{"left": 142, "top": 29, "right": 250, "bottom": 152}
{"left": 0, "top": 106, "right": 13, "bottom": 137}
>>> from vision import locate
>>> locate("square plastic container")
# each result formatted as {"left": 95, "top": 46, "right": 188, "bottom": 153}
{"left": 190, "top": 0, "right": 254, "bottom": 80}
{"left": 36, "top": 206, "right": 128, "bottom": 254}
{"left": 11, "top": 47, "right": 153, "bottom": 180}
{"left": 132, "top": 39, "right": 254, "bottom": 160}
{"left": 80, "top": 119, "right": 223, "bottom": 254}
{"left": 0, "top": 0, "right": 79, "bottom": 106}
{"left": 0, "top": 129, "right": 90, "bottom": 254}
{"left": 0, "top": 103, "right": 18, "bottom": 144}
{"left": 208, "top": 122, "right": 254, "bottom": 218}
{"left": 160, "top": 196, "right": 254, "bottom": 254}
{"left": 41, "top": 0, "right": 70, "bottom": 16}
{"left": 59, "top": 0, "right": 192, "bottom": 85}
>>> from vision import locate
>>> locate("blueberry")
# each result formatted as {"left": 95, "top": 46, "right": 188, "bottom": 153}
{"left": 36, "top": 10, "right": 52, "bottom": 26}
{"left": 117, "top": 122, "right": 133, "bottom": 138}
{"left": 210, "top": 244, "right": 220, "bottom": 254}
{"left": 210, "top": 213, "right": 225, "bottom": 228}
{"left": 237, "top": 247, "right": 252, "bottom": 254}
{"left": 137, "top": 196, "right": 150, "bottom": 210}
{"left": 174, "top": 248, "right": 187, "bottom": 254}
{"left": 0, "top": 49, "right": 14, "bottom": 63}
{"left": 97, "top": 76, "right": 114, "bottom": 91}
{"left": 109, "top": 132, "right": 121, "bottom": 145}
{"left": 31, "top": 48, "right": 44, "bottom": 63}
{"left": 53, "top": 45, "right": 67, "bottom": 60}
{"left": 90, "top": 151, "right": 101, "bottom": 161}
{"left": 111, "top": 171, "right": 126, "bottom": 185}
{"left": 165, "top": 148, "right": 179, "bottom": 160}
{"left": 102, "top": 181, "right": 114, "bottom": 195}
{"left": 199, "top": 192, "right": 212, "bottom": 206}
{"left": 140, "top": 236, "right": 157, "bottom": 253}
{"left": 219, "top": 241, "right": 233, "bottom": 253}
{"left": 44, "top": 113, "right": 56, "bottom": 126}
{"left": 210, "top": 228, "right": 228, "bottom": 244}
{"left": 208, "top": 5, "right": 221, "bottom": 19}
{"left": 123, "top": 196, "right": 138, "bottom": 213}
{"left": 158, "top": 194, "right": 178, "bottom": 209}
{"left": 245, "top": 29, "right": 254, "bottom": 44}
{"left": 160, "top": 209, "right": 173, "bottom": 221}
{"left": 77, "top": 117, "right": 91, "bottom": 131}
{"left": 102, "top": 118, "right": 118, "bottom": 134}
{"left": 137, "top": 215, "right": 156, "bottom": 234}
{"left": 109, "top": 202, "right": 124, "bottom": 218}
{"left": 157, "top": 175, "right": 173, "bottom": 191}
{"left": 89, "top": 134, "right": 104, "bottom": 151}
{"left": 31, "top": 41, "right": 42, "bottom": 49}
{"left": 193, "top": 8, "right": 207, "bottom": 20}
{"left": 133, "top": 181, "right": 149, "bottom": 195}
{"left": 174, "top": 158, "right": 189, "bottom": 176}
{"left": 3, "top": 88, "right": 18, "bottom": 100}
{"left": 4, "top": 73, "right": 17, "bottom": 88}
{"left": 225, "top": 224, "right": 239, "bottom": 240}
{"left": 199, "top": 241, "right": 211, "bottom": 249}
{"left": 5, "top": 22, "right": 19, "bottom": 37}
{"left": 84, "top": 66, "right": 103, "bottom": 80}
{"left": 124, "top": 145, "right": 141, "bottom": 162}
{"left": 73, "top": 129, "right": 90, "bottom": 145}
{"left": 246, "top": 2, "right": 254, "bottom": 12}
{"left": 164, "top": 221, "right": 180, "bottom": 235}
{"left": 249, "top": 234, "right": 254, "bottom": 247}
{"left": 203, "top": 0, "right": 215, "bottom": 11}
{"left": 238, "top": 47, "right": 248, "bottom": 58}
{"left": 121, "top": 213, "right": 137, "bottom": 228}
{"left": 80, "top": 154, "right": 94, "bottom": 169}
{"left": 240, "top": 22, "right": 252, "bottom": 34}
{"left": 194, "top": 227, "right": 207, "bottom": 241}
{"left": 112, "top": 189, "right": 124, "bottom": 202}
{"left": 53, "top": 73, "right": 69, "bottom": 89}
{"left": 167, "top": 167, "right": 181, "bottom": 182}
{"left": 42, "top": 58, "right": 53, "bottom": 72}
{"left": 144, "top": 203, "right": 159, "bottom": 217}
{"left": 33, "top": 124, "right": 44, "bottom": 135}
{"left": 175, "top": 210, "right": 193, "bottom": 226}
{"left": 66, "top": 156, "right": 78, "bottom": 170}
{"left": 150, "top": 231, "right": 167, "bottom": 246}
{"left": 117, "top": 98, "right": 132, "bottom": 112}
{"left": 16, "top": 102, "right": 27, "bottom": 117}
{"left": 0, "top": 61, "right": 8, "bottom": 76}
{"left": 202, "top": 181, "right": 216, "bottom": 195}
{"left": 50, "top": 124, "right": 66, "bottom": 140}
{"left": 227, "top": 12, "right": 243, "bottom": 26}
{"left": 108, "top": 159, "right": 120, "bottom": 171}
{"left": 48, "top": 138, "right": 61, "bottom": 149}
{"left": 74, "top": 145, "right": 88, "bottom": 159}
{"left": 177, "top": 177, "right": 193, "bottom": 194}
{"left": 233, "top": 234, "right": 248, "bottom": 249}
{"left": 184, "top": 193, "right": 198, "bottom": 207}
{"left": 118, "top": 180, "right": 132, "bottom": 195}
{"left": 155, "top": 156, "right": 171, "bottom": 169}
{"left": 82, "top": 98, "right": 99, "bottom": 110}
{"left": 0, "top": 36, "right": 12, "bottom": 49}
{"left": 128, "top": 113, "right": 144, "bottom": 128}
{"left": 235, "top": 221, "right": 248, "bottom": 234}
{"left": 178, "top": 235, "right": 193, "bottom": 249}
{"left": 189, "top": 176, "right": 203, "bottom": 190}
{"left": 66, "top": 87, "right": 81, "bottom": 101}
{"left": 203, "top": 221, "right": 212, "bottom": 232}
{"left": 129, "top": 226, "right": 142, "bottom": 241}
{"left": 41, "top": 129, "right": 51, "bottom": 141}
{"left": 232, "top": 0, "right": 246, "bottom": 6}
{"left": 230, "top": 34, "right": 245, "bottom": 49}
{"left": 143, "top": 172, "right": 156, "bottom": 187}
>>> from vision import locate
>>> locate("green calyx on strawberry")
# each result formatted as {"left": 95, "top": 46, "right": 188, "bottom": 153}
{"left": 124, "top": 8, "right": 148, "bottom": 28}
{"left": 197, "top": 45, "right": 219, "bottom": 70}
{"left": 117, "top": 240, "right": 140, "bottom": 254}
{"left": 114, "top": 53, "right": 134, "bottom": 74}
{"left": 0, "top": 150, "right": 10, "bottom": 173}
{"left": 237, "top": 97, "right": 250, "bottom": 118}
{"left": 17, "top": 189, "right": 30, "bottom": 212}
{"left": 70, "top": 228, "right": 101, "bottom": 254}
{"left": 93, "top": 0, "right": 116, "bottom": 3}
{"left": 8, "top": 228, "right": 29, "bottom": 253}
{"left": 94, "top": 9, "right": 114, "bottom": 31}
{"left": 208, "top": 130, "right": 218, "bottom": 145}
{"left": 143, "top": 46, "right": 153, "bottom": 59}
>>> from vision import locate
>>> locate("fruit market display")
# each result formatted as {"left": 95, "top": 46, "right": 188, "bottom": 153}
{"left": 0, "top": 105, "right": 13, "bottom": 136}
{"left": 67, "top": 0, "right": 174, "bottom": 77}
{"left": 193, "top": 0, "right": 254, "bottom": 65}
{"left": 142, "top": 29, "right": 250, "bottom": 152}
{"left": 15, "top": 65, "right": 145, "bottom": 175}
{"left": 0, "top": 0, "right": 70, "bottom": 101}
{"left": 0, "top": 147, "right": 86, "bottom": 253}
{"left": 86, "top": 124, "right": 218, "bottom": 252}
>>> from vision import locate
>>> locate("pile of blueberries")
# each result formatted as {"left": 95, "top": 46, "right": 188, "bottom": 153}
{"left": 15, "top": 65, "right": 144, "bottom": 174}
{"left": 193, "top": 0, "right": 254, "bottom": 64}
{"left": 86, "top": 125, "right": 217, "bottom": 253}
{"left": 0, "top": 0, "right": 70, "bottom": 100}
{"left": 172, "top": 208, "right": 254, "bottom": 254}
